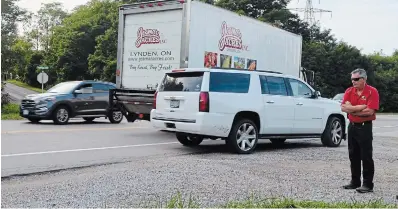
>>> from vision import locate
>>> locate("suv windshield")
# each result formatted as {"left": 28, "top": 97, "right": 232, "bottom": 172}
{"left": 47, "top": 82, "right": 80, "bottom": 94}
{"left": 159, "top": 72, "right": 203, "bottom": 92}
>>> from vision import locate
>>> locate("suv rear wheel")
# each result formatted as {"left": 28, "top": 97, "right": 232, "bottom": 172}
{"left": 176, "top": 132, "right": 204, "bottom": 146}
{"left": 226, "top": 119, "right": 259, "bottom": 154}
{"left": 321, "top": 116, "right": 343, "bottom": 147}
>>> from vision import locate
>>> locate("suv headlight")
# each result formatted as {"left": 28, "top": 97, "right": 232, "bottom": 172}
{"left": 44, "top": 97, "right": 56, "bottom": 102}
{"left": 35, "top": 97, "right": 56, "bottom": 106}
{"left": 37, "top": 97, "right": 56, "bottom": 103}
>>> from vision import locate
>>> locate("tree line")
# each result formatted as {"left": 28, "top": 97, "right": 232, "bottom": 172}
{"left": 1, "top": 0, "right": 397, "bottom": 112}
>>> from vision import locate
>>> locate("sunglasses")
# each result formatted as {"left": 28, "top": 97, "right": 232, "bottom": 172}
{"left": 351, "top": 77, "right": 363, "bottom": 81}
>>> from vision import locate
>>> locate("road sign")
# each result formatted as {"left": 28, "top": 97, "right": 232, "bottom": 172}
{"left": 37, "top": 66, "right": 49, "bottom": 70}
{"left": 37, "top": 72, "right": 49, "bottom": 93}
{"left": 37, "top": 72, "right": 48, "bottom": 84}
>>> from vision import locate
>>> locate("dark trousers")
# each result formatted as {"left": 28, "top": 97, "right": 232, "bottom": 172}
{"left": 347, "top": 121, "right": 374, "bottom": 188}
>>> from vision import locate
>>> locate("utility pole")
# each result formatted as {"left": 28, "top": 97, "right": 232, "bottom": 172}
{"left": 289, "top": 0, "right": 332, "bottom": 27}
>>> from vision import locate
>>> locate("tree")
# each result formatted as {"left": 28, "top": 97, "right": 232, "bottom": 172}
{"left": 1, "top": 0, "right": 27, "bottom": 79}
{"left": 10, "top": 38, "right": 34, "bottom": 81}
{"left": 47, "top": 0, "right": 119, "bottom": 82}
{"left": 36, "top": 2, "right": 68, "bottom": 52}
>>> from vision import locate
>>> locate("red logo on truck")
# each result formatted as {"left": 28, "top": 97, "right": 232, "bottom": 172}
{"left": 135, "top": 27, "right": 162, "bottom": 48}
{"left": 219, "top": 21, "right": 244, "bottom": 51}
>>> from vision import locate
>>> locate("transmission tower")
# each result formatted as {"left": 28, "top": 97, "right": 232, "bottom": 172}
{"left": 289, "top": 0, "right": 332, "bottom": 27}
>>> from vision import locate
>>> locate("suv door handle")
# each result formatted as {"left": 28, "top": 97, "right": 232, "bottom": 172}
{"left": 296, "top": 102, "right": 303, "bottom": 105}
{"left": 266, "top": 101, "right": 275, "bottom": 104}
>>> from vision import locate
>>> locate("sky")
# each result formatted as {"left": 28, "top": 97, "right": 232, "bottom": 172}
{"left": 16, "top": 0, "right": 398, "bottom": 56}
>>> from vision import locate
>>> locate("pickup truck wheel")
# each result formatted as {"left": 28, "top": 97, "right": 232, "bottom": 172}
{"left": 176, "top": 132, "right": 203, "bottom": 146}
{"left": 52, "top": 105, "right": 70, "bottom": 125}
{"left": 108, "top": 110, "right": 123, "bottom": 124}
{"left": 227, "top": 119, "right": 258, "bottom": 154}
{"left": 321, "top": 116, "right": 343, "bottom": 147}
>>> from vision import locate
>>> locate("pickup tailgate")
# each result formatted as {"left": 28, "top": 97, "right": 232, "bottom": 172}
{"left": 155, "top": 71, "right": 205, "bottom": 122}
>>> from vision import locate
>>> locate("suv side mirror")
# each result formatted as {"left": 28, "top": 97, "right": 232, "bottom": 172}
{"left": 311, "top": 90, "right": 321, "bottom": 98}
{"left": 74, "top": 89, "right": 82, "bottom": 94}
{"left": 313, "top": 90, "right": 321, "bottom": 98}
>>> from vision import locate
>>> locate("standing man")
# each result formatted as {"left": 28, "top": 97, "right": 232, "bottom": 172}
{"left": 341, "top": 68, "right": 379, "bottom": 193}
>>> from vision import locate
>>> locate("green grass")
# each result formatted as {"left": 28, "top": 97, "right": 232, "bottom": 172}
{"left": 378, "top": 112, "right": 398, "bottom": 115}
{"left": 6, "top": 79, "right": 44, "bottom": 93}
{"left": 1, "top": 103, "right": 23, "bottom": 120}
{"left": 133, "top": 192, "right": 397, "bottom": 208}
{"left": 222, "top": 197, "right": 396, "bottom": 208}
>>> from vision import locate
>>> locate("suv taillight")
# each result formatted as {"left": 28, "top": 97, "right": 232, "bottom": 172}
{"left": 199, "top": 92, "right": 209, "bottom": 112}
{"left": 154, "top": 91, "right": 158, "bottom": 109}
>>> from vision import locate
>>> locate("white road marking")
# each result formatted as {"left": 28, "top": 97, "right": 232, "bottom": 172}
{"left": 1, "top": 142, "right": 179, "bottom": 157}
{"left": 374, "top": 125, "right": 398, "bottom": 129}
{"left": 1, "top": 126, "right": 149, "bottom": 135}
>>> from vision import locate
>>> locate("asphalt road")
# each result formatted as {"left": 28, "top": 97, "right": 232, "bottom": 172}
{"left": 1, "top": 118, "right": 222, "bottom": 177}
{"left": 2, "top": 116, "right": 398, "bottom": 207}
{"left": 3, "top": 82, "right": 38, "bottom": 103}
{"left": 2, "top": 115, "right": 398, "bottom": 177}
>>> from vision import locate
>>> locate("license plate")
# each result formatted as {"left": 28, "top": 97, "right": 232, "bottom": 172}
{"left": 170, "top": 100, "right": 180, "bottom": 108}
{"left": 23, "top": 109, "right": 29, "bottom": 115}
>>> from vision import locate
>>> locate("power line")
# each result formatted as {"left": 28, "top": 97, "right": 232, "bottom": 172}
{"left": 289, "top": 0, "right": 332, "bottom": 27}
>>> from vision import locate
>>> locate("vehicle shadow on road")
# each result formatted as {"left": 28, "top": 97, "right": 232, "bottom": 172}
{"left": 178, "top": 139, "right": 334, "bottom": 155}
{"left": 22, "top": 120, "right": 113, "bottom": 126}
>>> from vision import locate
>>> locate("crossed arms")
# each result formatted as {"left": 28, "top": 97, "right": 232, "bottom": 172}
{"left": 341, "top": 102, "right": 376, "bottom": 117}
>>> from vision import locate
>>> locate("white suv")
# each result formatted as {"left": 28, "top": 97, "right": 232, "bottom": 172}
{"left": 150, "top": 68, "right": 347, "bottom": 154}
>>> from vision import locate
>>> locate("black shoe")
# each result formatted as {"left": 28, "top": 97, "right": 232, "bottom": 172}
{"left": 343, "top": 183, "right": 361, "bottom": 189}
{"left": 356, "top": 185, "right": 373, "bottom": 193}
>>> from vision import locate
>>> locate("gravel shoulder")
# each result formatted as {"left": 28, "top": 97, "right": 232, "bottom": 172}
{"left": 2, "top": 137, "right": 398, "bottom": 208}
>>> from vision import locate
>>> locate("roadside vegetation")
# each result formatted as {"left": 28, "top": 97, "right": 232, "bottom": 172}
{"left": 1, "top": 103, "right": 23, "bottom": 120}
{"left": 1, "top": 82, "right": 23, "bottom": 120}
{"left": 7, "top": 79, "right": 43, "bottom": 93}
{"left": 140, "top": 192, "right": 397, "bottom": 208}
{"left": 2, "top": 0, "right": 398, "bottom": 113}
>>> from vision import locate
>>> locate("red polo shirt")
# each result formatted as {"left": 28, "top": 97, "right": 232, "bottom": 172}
{"left": 342, "top": 84, "right": 379, "bottom": 123}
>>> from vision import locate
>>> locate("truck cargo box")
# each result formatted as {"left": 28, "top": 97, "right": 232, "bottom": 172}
{"left": 110, "top": 0, "right": 305, "bottom": 122}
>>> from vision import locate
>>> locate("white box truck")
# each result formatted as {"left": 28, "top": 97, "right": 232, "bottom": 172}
{"left": 110, "top": 0, "right": 313, "bottom": 123}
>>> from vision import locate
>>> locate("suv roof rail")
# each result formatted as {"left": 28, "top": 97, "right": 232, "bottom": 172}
{"left": 210, "top": 67, "right": 283, "bottom": 74}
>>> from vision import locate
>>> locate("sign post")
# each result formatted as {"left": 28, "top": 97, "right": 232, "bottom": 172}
{"left": 37, "top": 66, "right": 49, "bottom": 93}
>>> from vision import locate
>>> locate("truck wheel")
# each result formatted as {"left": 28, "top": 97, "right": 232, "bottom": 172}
{"left": 28, "top": 118, "right": 41, "bottom": 123}
{"left": 52, "top": 105, "right": 70, "bottom": 125}
{"left": 226, "top": 119, "right": 259, "bottom": 154}
{"left": 108, "top": 110, "right": 123, "bottom": 124}
{"left": 321, "top": 116, "right": 343, "bottom": 147}
{"left": 176, "top": 132, "right": 203, "bottom": 146}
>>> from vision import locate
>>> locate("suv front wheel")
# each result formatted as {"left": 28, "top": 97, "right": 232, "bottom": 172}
{"left": 321, "top": 116, "right": 344, "bottom": 147}
{"left": 52, "top": 105, "right": 70, "bottom": 125}
{"left": 227, "top": 119, "right": 259, "bottom": 154}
